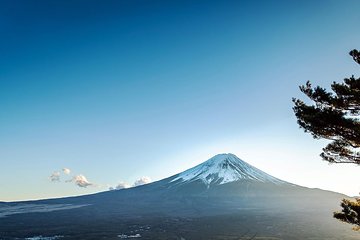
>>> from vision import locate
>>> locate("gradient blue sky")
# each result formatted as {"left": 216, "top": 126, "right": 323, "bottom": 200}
{"left": 1, "top": 0, "right": 360, "bottom": 201}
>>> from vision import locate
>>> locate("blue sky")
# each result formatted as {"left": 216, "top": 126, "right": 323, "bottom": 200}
{"left": 1, "top": 0, "right": 360, "bottom": 201}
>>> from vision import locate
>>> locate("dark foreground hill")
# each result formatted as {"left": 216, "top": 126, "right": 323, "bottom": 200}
{"left": 0, "top": 154, "right": 357, "bottom": 240}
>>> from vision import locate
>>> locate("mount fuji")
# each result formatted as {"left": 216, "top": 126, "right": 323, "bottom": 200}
{"left": 169, "top": 153, "right": 285, "bottom": 186}
{"left": 0, "top": 153, "right": 358, "bottom": 240}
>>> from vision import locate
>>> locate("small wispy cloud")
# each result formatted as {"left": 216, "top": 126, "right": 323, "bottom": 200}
{"left": 68, "top": 174, "right": 94, "bottom": 188}
{"left": 109, "top": 181, "right": 130, "bottom": 191}
{"left": 115, "top": 182, "right": 131, "bottom": 189}
{"left": 62, "top": 168, "right": 71, "bottom": 175}
{"left": 49, "top": 172, "right": 61, "bottom": 182}
{"left": 49, "top": 168, "right": 96, "bottom": 188}
{"left": 49, "top": 168, "right": 71, "bottom": 182}
{"left": 134, "top": 176, "right": 152, "bottom": 187}
{"left": 110, "top": 176, "right": 152, "bottom": 190}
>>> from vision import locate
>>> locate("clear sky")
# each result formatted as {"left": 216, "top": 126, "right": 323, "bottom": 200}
{"left": 1, "top": 0, "right": 360, "bottom": 201}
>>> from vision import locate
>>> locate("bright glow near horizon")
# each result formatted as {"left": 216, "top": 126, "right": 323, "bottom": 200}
{"left": 1, "top": 0, "right": 360, "bottom": 201}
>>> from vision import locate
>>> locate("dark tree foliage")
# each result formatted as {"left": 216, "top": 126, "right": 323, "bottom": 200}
{"left": 293, "top": 49, "right": 360, "bottom": 230}
{"left": 292, "top": 50, "right": 360, "bottom": 164}
{"left": 334, "top": 198, "right": 360, "bottom": 230}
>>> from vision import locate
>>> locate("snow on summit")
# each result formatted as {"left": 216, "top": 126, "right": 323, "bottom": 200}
{"left": 171, "top": 153, "right": 285, "bottom": 186}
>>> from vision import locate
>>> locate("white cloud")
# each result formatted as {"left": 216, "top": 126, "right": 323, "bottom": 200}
{"left": 49, "top": 168, "right": 71, "bottom": 182}
{"left": 116, "top": 182, "right": 131, "bottom": 190}
{"left": 49, "top": 168, "right": 98, "bottom": 188}
{"left": 49, "top": 172, "right": 60, "bottom": 182}
{"left": 109, "top": 177, "right": 152, "bottom": 191}
{"left": 68, "top": 174, "right": 93, "bottom": 188}
{"left": 133, "top": 176, "right": 152, "bottom": 187}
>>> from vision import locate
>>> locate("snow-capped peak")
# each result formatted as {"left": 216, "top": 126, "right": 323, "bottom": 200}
{"left": 170, "top": 153, "right": 285, "bottom": 186}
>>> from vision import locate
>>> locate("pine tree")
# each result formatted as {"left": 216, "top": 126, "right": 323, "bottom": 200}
{"left": 333, "top": 198, "right": 360, "bottom": 230}
{"left": 292, "top": 50, "right": 360, "bottom": 164}
{"left": 292, "top": 49, "right": 360, "bottom": 229}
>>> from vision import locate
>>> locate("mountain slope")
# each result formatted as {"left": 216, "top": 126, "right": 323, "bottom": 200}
{"left": 0, "top": 153, "right": 358, "bottom": 240}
